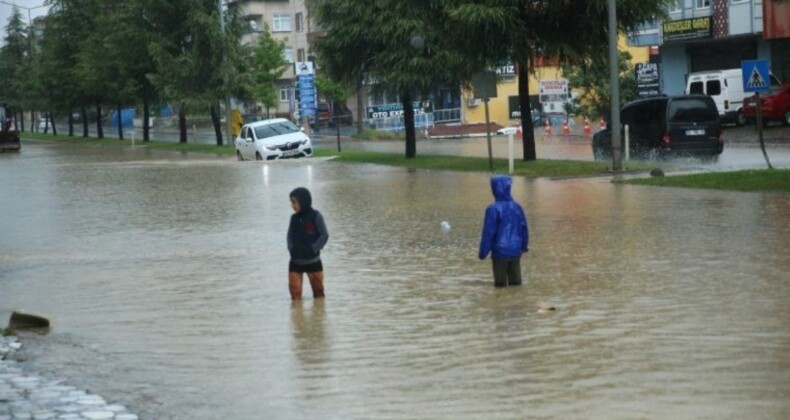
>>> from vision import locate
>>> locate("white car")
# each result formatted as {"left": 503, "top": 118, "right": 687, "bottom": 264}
{"left": 235, "top": 119, "right": 313, "bottom": 161}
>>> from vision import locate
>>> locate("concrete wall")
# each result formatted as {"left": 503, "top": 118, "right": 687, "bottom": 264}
{"left": 729, "top": 0, "right": 763, "bottom": 35}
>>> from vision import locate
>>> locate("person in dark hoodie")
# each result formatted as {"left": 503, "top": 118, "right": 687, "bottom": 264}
{"left": 479, "top": 175, "right": 529, "bottom": 287}
{"left": 287, "top": 187, "right": 329, "bottom": 300}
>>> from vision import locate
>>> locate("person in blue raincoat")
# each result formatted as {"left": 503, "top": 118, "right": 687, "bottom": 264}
{"left": 479, "top": 175, "right": 529, "bottom": 287}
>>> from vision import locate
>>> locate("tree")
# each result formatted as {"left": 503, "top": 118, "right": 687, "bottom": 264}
{"left": 447, "top": 0, "right": 670, "bottom": 160}
{"left": 315, "top": 76, "right": 350, "bottom": 151}
{"left": 0, "top": 8, "right": 28, "bottom": 116}
{"left": 311, "top": 0, "right": 480, "bottom": 158}
{"left": 562, "top": 50, "right": 637, "bottom": 121}
{"left": 250, "top": 26, "right": 286, "bottom": 117}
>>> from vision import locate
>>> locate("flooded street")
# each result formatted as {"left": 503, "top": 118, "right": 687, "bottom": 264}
{"left": 1, "top": 142, "right": 789, "bottom": 419}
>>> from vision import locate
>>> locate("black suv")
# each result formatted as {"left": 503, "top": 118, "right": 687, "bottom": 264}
{"left": 593, "top": 95, "right": 723, "bottom": 160}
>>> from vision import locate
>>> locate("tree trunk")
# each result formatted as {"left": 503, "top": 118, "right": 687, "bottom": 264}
{"left": 96, "top": 101, "right": 104, "bottom": 139}
{"left": 68, "top": 112, "right": 74, "bottom": 137}
{"left": 517, "top": 58, "right": 536, "bottom": 161}
{"left": 81, "top": 107, "right": 89, "bottom": 138}
{"left": 30, "top": 110, "right": 35, "bottom": 133}
{"left": 43, "top": 114, "right": 49, "bottom": 134}
{"left": 116, "top": 104, "right": 124, "bottom": 140}
{"left": 51, "top": 114, "right": 57, "bottom": 136}
{"left": 19, "top": 110, "right": 24, "bottom": 132}
{"left": 356, "top": 78, "right": 364, "bottom": 134}
{"left": 402, "top": 91, "right": 416, "bottom": 159}
{"left": 143, "top": 96, "right": 150, "bottom": 142}
{"left": 179, "top": 107, "right": 187, "bottom": 144}
{"left": 210, "top": 104, "right": 223, "bottom": 146}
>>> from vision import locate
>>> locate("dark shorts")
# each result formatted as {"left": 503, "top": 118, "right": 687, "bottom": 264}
{"left": 289, "top": 260, "right": 323, "bottom": 274}
{"left": 492, "top": 258, "right": 522, "bottom": 287}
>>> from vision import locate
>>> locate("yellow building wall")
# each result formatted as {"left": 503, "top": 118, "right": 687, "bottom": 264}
{"left": 463, "top": 36, "right": 650, "bottom": 126}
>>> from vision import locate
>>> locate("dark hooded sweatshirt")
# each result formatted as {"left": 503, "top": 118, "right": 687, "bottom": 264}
{"left": 287, "top": 187, "right": 329, "bottom": 264}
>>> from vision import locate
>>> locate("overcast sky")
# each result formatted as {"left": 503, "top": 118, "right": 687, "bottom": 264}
{"left": 0, "top": 0, "right": 49, "bottom": 32}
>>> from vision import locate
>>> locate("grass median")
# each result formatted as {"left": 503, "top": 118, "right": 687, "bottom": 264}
{"left": 22, "top": 132, "right": 236, "bottom": 156}
{"left": 313, "top": 149, "right": 656, "bottom": 178}
{"left": 616, "top": 169, "right": 790, "bottom": 192}
{"left": 24, "top": 132, "right": 659, "bottom": 178}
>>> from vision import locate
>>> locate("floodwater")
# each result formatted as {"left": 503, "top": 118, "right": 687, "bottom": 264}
{"left": 1, "top": 142, "right": 789, "bottom": 419}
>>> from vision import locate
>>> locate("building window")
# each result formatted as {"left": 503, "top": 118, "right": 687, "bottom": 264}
{"left": 731, "top": 0, "right": 749, "bottom": 3}
{"left": 245, "top": 15, "right": 263, "bottom": 32}
{"left": 695, "top": 0, "right": 710, "bottom": 9}
{"left": 297, "top": 48, "right": 305, "bottom": 62}
{"left": 668, "top": 0, "right": 681, "bottom": 12}
{"left": 295, "top": 13, "right": 303, "bottom": 32}
{"left": 280, "top": 86, "right": 292, "bottom": 103}
{"left": 283, "top": 47, "right": 293, "bottom": 63}
{"left": 273, "top": 14, "right": 291, "bottom": 32}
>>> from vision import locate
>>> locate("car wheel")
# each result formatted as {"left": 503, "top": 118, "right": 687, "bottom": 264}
{"left": 784, "top": 110, "right": 790, "bottom": 127}
{"left": 736, "top": 111, "right": 746, "bottom": 127}
{"left": 236, "top": 150, "right": 244, "bottom": 161}
{"left": 255, "top": 152, "right": 263, "bottom": 161}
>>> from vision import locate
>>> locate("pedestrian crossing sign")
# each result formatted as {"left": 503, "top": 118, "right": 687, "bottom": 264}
{"left": 742, "top": 59, "right": 770, "bottom": 93}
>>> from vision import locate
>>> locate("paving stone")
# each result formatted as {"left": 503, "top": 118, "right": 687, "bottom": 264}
{"left": 113, "top": 415, "right": 138, "bottom": 420}
{"left": 103, "top": 405, "right": 125, "bottom": 413}
{"left": 80, "top": 412, "right": 114, "bottom": 420}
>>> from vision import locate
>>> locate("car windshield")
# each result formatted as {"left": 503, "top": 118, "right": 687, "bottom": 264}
{"left": 254, "top": 121, "right": 299, "bottom": 139}
{"left": 668, "top": 98, "right": 718, "bottom": 123}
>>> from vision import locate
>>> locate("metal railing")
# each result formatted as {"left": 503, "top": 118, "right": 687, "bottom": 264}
{"left": 433, "top": 108, "right": 462, "bottom": 124}
{"left": 366, "top": 113, "right": 434, "bottom": 132}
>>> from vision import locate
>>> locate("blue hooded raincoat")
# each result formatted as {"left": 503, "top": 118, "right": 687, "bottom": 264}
{"left": 479, "top": 175, "right": 529, "bottom": 260}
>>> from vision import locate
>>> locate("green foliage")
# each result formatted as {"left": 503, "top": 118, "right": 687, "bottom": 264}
{"left": 315, "top": 76, "right": 350, "bottom": 103}
{"left": 1, "top": 327, "right": 17, "bottom": 336}
{"left": 251, "top": 27, "right": 287, "bottom": 111}
{"left": 561, "top": 50, "right": 638, "bottom": 120}
{"left": 0, "top": 7, "right": 28, "bottom": 108}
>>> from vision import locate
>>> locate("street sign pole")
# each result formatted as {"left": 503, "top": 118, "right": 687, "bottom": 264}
{"left": 484, "top": 98, "right": 494, "bottom": 172}
{"left": 755, "top": 93, "right": 773, "bottom": 169}
{"left": 742, "top": 59, "right": 773, "bottom": 170}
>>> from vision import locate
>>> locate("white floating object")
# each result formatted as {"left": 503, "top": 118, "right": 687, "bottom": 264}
{"left": 441, "top": 221, "right": 451, "bottom": 232}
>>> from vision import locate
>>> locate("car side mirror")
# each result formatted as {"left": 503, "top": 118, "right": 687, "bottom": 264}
{"left": 300, "top": 127, "right": 305, "bottom": 132}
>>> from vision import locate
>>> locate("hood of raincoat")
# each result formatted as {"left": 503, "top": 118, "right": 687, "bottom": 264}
{"left": 290, "top": 187, "right": 312, "bottom": 213}
{"left": 490, "top": 175, "right": 512, "bottom": 202}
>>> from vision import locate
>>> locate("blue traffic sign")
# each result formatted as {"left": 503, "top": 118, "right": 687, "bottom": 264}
{"left": 742, "top": 59, "right": 770, "bottom": 93}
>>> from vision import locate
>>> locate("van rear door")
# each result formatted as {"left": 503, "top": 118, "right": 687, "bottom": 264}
{"left": 666, "top": 97, "right": 722, "bottom": 155}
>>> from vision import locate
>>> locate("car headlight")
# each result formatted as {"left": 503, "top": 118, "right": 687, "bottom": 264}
{"left": 265, "top": 145, "right": 277, "bottom": 151}
{"left": 300, "top": 139, "right": 308, "bottom": 145}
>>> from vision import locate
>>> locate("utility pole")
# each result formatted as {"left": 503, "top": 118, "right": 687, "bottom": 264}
{"left": 608, "top": 0, "right": 623, "bottom": 171}
{"left": 219, "top": 0, "right": 233, "bottom": 146}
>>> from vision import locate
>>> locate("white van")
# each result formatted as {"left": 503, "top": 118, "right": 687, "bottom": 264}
{"left": 685, "top": 68, "right": 781, "bottom": 126}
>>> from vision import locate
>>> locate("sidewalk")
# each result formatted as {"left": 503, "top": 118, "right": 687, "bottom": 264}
{"left": 0, "top": 335, "right": 138, "bottom": 420}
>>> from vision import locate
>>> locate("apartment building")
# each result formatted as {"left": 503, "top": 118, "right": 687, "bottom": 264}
{"left": 227, "top": 0, "right": 312, "bottom": 117}
{"left": 629, "top": 0, "right": 790, "bottom": 96}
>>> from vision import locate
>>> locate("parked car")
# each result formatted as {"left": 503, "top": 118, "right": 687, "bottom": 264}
{"left": 742, "top": 83, "right": 790, "bottom": 127}
{"left": 685, "top": 68, "right": 781, "bottom": 126}
{"left": 592, "top": 95, "right": 723, "bottom": 161}
{"left": 234, "top": 118, "right": 313, "bottom": 161}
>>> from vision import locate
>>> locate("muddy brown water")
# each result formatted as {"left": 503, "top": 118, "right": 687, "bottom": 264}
{"left": 1, "top": 142, "right": 789, "bottom": 419}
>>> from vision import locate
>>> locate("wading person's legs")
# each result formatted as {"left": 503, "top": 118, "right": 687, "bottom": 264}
{"left": 289, "top": 272, "right": 303, "bottom": 300}
{"left": 307, "top": 271, "right": 325, "bottom": 298}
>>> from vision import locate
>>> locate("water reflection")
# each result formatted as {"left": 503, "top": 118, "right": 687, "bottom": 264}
{"left": 1, "top": 142, "right": 789, "bottom": 419}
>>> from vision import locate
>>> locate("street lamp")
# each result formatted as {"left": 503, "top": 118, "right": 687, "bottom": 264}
{"left": 0, "top": 1, "right": 48, "bottom": 28}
